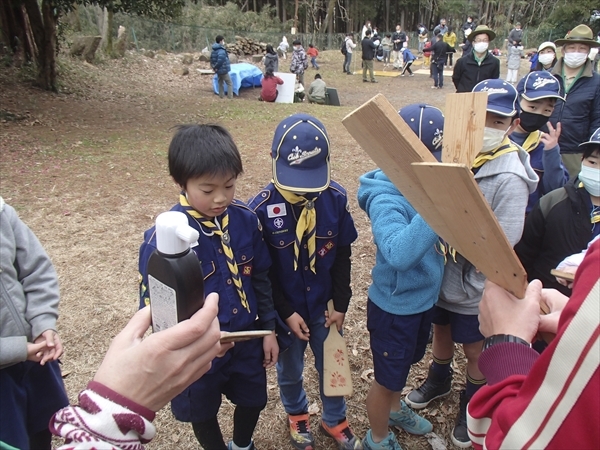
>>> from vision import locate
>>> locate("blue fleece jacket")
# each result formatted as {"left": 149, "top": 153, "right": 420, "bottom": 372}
{"left": 357, "top": 170, "right": 444, "bottom": 315}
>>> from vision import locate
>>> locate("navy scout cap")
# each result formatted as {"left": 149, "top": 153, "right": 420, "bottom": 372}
{"left": 271, "top": 113, "right": 331, "bottom": 192}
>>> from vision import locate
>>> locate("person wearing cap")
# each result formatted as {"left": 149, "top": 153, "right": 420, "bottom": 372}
{"left": 511, "top": 71, "right": 569, "bottom": 213}
{"left": 248, "top": 114, "right": 360, "bottom": 450}
{"left": 548, "top": 24, "right": 600, "bottom": 178}
{"left": 290, "top": 39, "right": 308, "bottom": 87}
{"left": 452, "top": 25, "right": 500, "bottom": 93}
{"left": 532, "top": 41, "right": 557, "bottom": 72}
{"left": 406, "top": 79, "right": 538, "bottom": 448}
{"left": 515, "top": 127, "right": 600, "bottom": 295}
{"left": 358, "top": 104, "right": 446, "bottom": 450}
{"left": 138, "top": 124, "right": 279, "bottom": 450}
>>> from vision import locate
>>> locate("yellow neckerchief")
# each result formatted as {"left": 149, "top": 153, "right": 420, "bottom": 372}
{"left": 522, "top": 130, "right": 543, "bottom": 153}
{"left": 179, "top": 193, "right": 249, "bottom": 312}
{"left": 472, "top": 136, "right": 520, "bottom": 169}
{"left": 275, "top": 186, "right": 319, "bottom": 273}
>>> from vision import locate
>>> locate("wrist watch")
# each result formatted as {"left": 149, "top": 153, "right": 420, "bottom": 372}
{"left": 482, "top": 334, "right": 531, "bottom": 351}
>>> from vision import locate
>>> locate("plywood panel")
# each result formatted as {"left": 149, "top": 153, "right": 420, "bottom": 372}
{"left": 411, "top": 162, "right": 527, "bottom": 298}
{"left": 341, "top": 94, "right": 462, "bottom": 249}
{"left": 442, "top": 92, "right": 487, "bottom": 166}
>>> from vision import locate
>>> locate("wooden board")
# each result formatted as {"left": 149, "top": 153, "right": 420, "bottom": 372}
{"left": 274, "top": 72, "right": 297, "bottom": 104}
{"left": 342, "top": 94, "right": 463, "bottom": 253}
{"left": 326, "top": 87, "right": 340, "bottom": 106}
{"left": 411, "top": 162, "right": 528, "bottom": 298}
{"left": 550, "top": 269, "right": 575, "bottom": 283}
{"left": 220, "top": 330, "right": 272, "bottom": 344}
{"left": 323, "top": 300, "right": 353, "bottom": 397}
{"left": 442, "top": 92, "right": 487, "bottom": 166}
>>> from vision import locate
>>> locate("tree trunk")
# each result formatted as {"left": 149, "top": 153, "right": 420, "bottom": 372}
{"left": 294, "top": 0, "right": 298, "bottom": 30}
{"left": 101, "top": 7, "right": 114, "bottom": 56}
{"left": 22, "top": 0, "right": 56, "bottom": 91}
{"left": 385, "top": 0, "right": 390, "bottom": 32}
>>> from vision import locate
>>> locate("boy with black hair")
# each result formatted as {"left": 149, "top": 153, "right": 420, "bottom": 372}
{"left": 515, "top": 127, "right": 600, "bottom": 295}
{"left": 290, "top": 40, "right": 308, "bottom": 87}
{"left": 211, "top": 35, "right": 233, "bottom": 100}
{"left": 139, "top": 124, "right": 279, "bottom": 450}
{"left": 307, "top": 44, "right": 319, "bottom": 69}
{"left": 362, "top": 30, "right": 378, "bottom": 83}
{"left": 248, "top": 114, "right": 360, "bottom": 450}
{"left": 431, "top": 33, "right": 450, "bottom": 88}
{"left": 359, "top": 104, "right": 446, "bottom": 450}
{"left": 406, "top": 80, "right": 538, "bottom": 448}
{"left": 511, "top": 71, "right": 569, "bottom": 212}
{"left": 307, "top": 74, "right": 327, "bottom": 104}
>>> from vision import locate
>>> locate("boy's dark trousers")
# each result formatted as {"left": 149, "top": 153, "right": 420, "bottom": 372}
{"left": 401, "top": 61, "right": 413, "bottom": 75}
{"left": 432, "top": 60, "right": 444, "bottom": 87}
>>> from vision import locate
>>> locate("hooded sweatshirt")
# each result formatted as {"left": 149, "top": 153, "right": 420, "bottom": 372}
{"left": 264, "top": 52, "right": 279, "bottom": 73}
{"left": 357, "top": 170, "right": 445, "bottom": 315}
{"left": 437, "top": 142, "right": 539, "bottom": 315}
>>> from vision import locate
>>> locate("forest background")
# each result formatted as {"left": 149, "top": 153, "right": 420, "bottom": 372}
{"left": 2, "top": 0, "right": 599, "bottom": 90}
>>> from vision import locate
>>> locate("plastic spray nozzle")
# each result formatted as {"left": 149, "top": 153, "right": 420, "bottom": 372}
{"left": 155, "top": 211, "right": 199, "bottom": 255}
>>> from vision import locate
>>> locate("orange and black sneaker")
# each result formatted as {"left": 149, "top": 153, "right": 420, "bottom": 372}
{"left": 288, "top": 413, "right": 315, "bottom": 450}
{"left": 320, "top": 418, "right": 363, "bottom": 450}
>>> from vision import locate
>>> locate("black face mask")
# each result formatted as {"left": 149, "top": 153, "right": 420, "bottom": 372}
{"left": 519, "top": 111, "right": 549, "bottom": 133}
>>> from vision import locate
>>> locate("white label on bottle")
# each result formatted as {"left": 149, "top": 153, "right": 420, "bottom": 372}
{"left": 148, "top": 274, "right": 178, "bottom": 332}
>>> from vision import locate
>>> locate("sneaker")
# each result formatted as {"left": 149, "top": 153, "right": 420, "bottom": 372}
{"left": 288, "top": 414, "right": 315, "bottom": 450}
{"left": 371, "top": 80, "right": 378, "bottom": 83}
{"left": 431, "top": 86, "right": 438, "bottom": 89}
{"left": 363, "top": 430, "right": 402, "bottom": 450}
{"left": 405, "top": 366, "right": 453, "bottom": 409}
{"left": 451, "top": 390, "right": 471, "bottom": 448}
{"left": 389, "top": 401, "right": 433, "bottom": 435}
{"left": 363, "top": 79, "right": 369, "bottom": 83}
{"left": 320, "top": 419, "right": 362, "bottom": 450}
{"left": 401, "top": 74, "right": 405, "bottom": 77}
{"left": 409, "top": 74, "right": 414, "bottom": 77}
{"left": 227, "top": 441, "right": 257, "bottom": 450}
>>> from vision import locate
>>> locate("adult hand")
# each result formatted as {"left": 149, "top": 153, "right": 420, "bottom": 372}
{"left": 325, "top": 309, "right": 345, "bottom": 332}
{"left": 541, "top": 122, "right": 561, "bottom": 150}
{"left": 479, "top": 280, "right": 542, "bottom": 343}
{"left": 285, "top": 312, "right": 310, "bottom": 341}
{"left": 262, "top": 331, "right": 279, "bottom": 368}
{"left": 538, "top": 288, "right": 569, "bottom": 335}
{"left": 93, "top": 293, "right": 226, "bottom": 412}
{"left": 34, "top": 330, "right": 63, "bottom": 365}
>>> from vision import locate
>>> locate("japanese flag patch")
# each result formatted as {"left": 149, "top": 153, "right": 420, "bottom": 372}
{"left": 267, "top": 203, "right": 287, "bottom": 218}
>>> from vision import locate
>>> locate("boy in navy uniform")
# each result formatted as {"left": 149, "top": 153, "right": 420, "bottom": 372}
{"left": 405, "top": 80, "right": 538, "bottom": 448}
{"left": 139, "top": 124, "right": 278, "bottom": 450}
{"left": 511, "top": 71, "right": 569, "bottom": 213}
{"left": 248, "top": 114, "right": 360, "bottom": 450}
{"left": 358, "top": 105, "right": 446, "bottom": 450}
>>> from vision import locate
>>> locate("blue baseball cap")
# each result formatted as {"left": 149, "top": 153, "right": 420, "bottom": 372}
{"left": 579, "top": 127, "right": 600, "bottom": 148}
{"left": 398, "top": 104, "right": 444, "bottom": 161}
{"left": 517, "top": 71, "right": 564, "bottom": 101}
{"left": 271, "top": 113, "right": 330, "bottom": 192}
{"left": 472, "top": 79, "right": 518, "bottom": 117}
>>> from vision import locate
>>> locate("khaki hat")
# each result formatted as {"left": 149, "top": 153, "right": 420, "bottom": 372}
{"left": 468, "top": 25, "right": 496, "bottom": 42}
{"left": 555, "top": 24, "right": 600, "bottom": 48}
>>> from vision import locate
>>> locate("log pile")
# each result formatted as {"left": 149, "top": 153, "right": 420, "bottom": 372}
{"left": 225, "top": 36, "right": 268, "bottom": 56}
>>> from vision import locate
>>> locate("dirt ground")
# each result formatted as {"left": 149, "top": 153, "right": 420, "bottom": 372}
{"left": 0, "top": 48, "right": 525, "bottom": 449}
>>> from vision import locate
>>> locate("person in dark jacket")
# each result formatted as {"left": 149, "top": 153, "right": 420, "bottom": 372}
{"left": 392, "top": 24, "right": 407, "bottom": 69}
{"left": 362, "top": 30, "right": 378, "bottom": 83}
{"left": 452, "top": 25, "right": 500, "bottom": 93}
{"left": 461, "top": 16, "right": 476, "bottom": 40}
{"left": 431, "top": 33, "right": 451, "bottom": 88}
{"left": 264, "top": 44, "right": 279, "bottom": 73}
{"left": 515, "top": 130, "right": 600, "bottom": 295}
{"left": 548, "top": 24, "right": 600, "bottom": 178}
{"left": 507, "top": 23, "right": 523, "bottom": 48}
{"left": 210, "top": 35, "right": 233, "bottom": 99}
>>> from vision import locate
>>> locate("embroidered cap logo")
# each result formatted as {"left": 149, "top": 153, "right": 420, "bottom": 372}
{"left": 532, "top": 76, "right": 557, "bottom": 90}
{"left": 287, "top": 146, "right": 322, "bottom": 165}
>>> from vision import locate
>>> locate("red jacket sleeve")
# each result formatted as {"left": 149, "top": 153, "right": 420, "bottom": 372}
{"left": 468, "top": 239, "right": 600, "bottom": 450}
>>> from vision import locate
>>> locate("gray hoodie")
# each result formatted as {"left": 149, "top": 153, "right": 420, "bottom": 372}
{"left": 437, "top": 146, "right": 538, "bottom": 315}
{"left": 0, "top": 198, "right": 60, "bottom": 368}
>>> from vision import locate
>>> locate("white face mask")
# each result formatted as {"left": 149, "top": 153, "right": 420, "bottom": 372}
{"left": 538, "top": 53, "right": 555, "bottom": 66}
{"left": 481, "top": 127, "right": 508, "bottom": 153}
{"left": 579, "top": 164, "right": 600, "bottom": 197}
{"left": 473, "top": 42, "right": 489, "bottom": 54}
{"left": 563, "top": 52, "right": 588, "bottom": 68}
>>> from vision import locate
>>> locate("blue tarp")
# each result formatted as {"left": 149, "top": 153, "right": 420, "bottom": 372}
{"left": 212, "top": 63, "right": 263, "bottom": 96}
